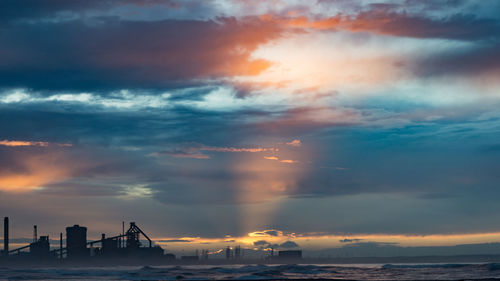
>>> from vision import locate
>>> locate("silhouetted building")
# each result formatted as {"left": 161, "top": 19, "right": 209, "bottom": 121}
{"left": 126, "top": 222, "right": 152, "bottom": 249}
{"left": 3, "top": 217, "right": 8, "bottom": 257}
{"left": 278, "top": 250, "right": 302, "bottom": 259}
{"left": 30, "top": 236, "right": 50, "bottom": 258}
{"left": 111, "top": 222, "right": 164, "bottom": 258}
{"left": 4, "top": 219, "right": 167, "bottom": 262}
{"left": 164, "top": 253, "right": 176, "bottom": 260}
{"left": 201, "top": 249, "right": 209, "bottom": 260}
{"left": 66, "top": 225, "right": 89, "bottom": 258}
{"left": 181, "top": 255, "right": 199, "bottom": 261}
{"left": 234, "top": 245, "right": 241, "bottom": 259}
{"left": 59, "top": 233, "right": 63, "bottom": 259}
{"left": 102, "top": 237, "right": 120, "bottom": 255}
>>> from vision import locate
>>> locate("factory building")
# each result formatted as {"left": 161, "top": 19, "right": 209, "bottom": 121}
{"left": 29, "top": 236, "right": 50, "bottom": 258}
{"left": 101, "top": 235, "right": 120, "bottom": 255}
{"left": 66, "top": 225, "right": 90, "bottom": 258}
{"left": 2, "top": 219, "right": 171, "bottom": 262}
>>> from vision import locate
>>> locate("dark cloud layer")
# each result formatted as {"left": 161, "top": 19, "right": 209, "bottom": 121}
{"left": 0, "top": 17, "right": 282, "bottom": 91}
{"left": 413, "top": 44, "right": 500, "bottom": 78}
{"left": 345, "top": 11, "right": 500, "bottom": 40}
{"left": 1, "top": 0, "right": 498, "bottom": 93}
{"left": 0, "top": 0, "right": 195, "bottom": 24}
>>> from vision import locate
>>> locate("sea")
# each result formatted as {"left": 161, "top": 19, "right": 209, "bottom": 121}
{"left": 1, "top": 263, "right": 500, "bottom": 280}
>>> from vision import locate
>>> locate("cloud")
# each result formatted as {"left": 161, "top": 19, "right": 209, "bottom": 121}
{"left": 0, "top": 0, "right": 215, "bottom": 24}
{"left": 412, "top": 44, "right": 500, "bottom": 80}
{"left": 0, "top": 148, "right": 80, "bottom": 192}
{"left": 0, "top": 139, "right": 71, "bottom": 147}
{"left": 0, "top": 17, "right": 284, "bottom": 91}
{"left": 342, "top": 11, "right": 500, "bottom": 40}
{"left": 264, "top": 156, "right": 279, "bottom": 160}
{"left": 200, "top": 145, "right": 277, "bottom": 153}
{"left": 159, "top": 144, "right": 278, "bottom": 160}
{"left": 280, "top": 159, "right": 298, "bottom": 164}
{"left": 0, "top": 140, "right": 160, "bottom": 194}
{"left": 261, "top": 8, "right": 500, "bottom": 41}
{"left": 249, "top": 230, "right": 284, "bottom": 237}
{"left": 0, "top": 140, "right": 49, "bottom": 147}
{"left": 157, "top": 239, "right": 192, "bottom": 243}
{"left": 339, "top": 238, "right": 363, "bottom": 243}
{"left": 285, "top": 139, "right": 302, "bottom": 147}
{"left": 279, "top": 241, "right": 299, "bottom": 248}
{"left": 158, "top": 149, "right": 211, "bottom": 159}
{"left": 36, "top": 181, "right": 126, "bottom": 197}
{"left": 0, "top": 0, "right": 500, "bottom": 240}
{"left": 253, "top": 240, "right": 269, "bottom": 246}
{"left": 264, "top": 230, "right": 280, "bottom": 237}
{"left": 263, "top": 156, "right": 298, "bottom": 164}
{"left": 252, "top": 239, "right": 298, "bottom": 249}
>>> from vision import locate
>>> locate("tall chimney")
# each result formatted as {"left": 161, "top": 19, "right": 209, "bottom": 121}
{"left": 3, "top": 217, "right": 8, "bottom": 256}
{"left": 60, "top": 232, "right": 63, "bottom": 259}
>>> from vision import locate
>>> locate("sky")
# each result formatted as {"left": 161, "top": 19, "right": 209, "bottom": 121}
{"left": 1, "top": 0, "right": 500, "bottom": 258}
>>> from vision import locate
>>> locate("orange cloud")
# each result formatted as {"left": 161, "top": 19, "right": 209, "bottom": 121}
{"left": 261, "top": 14, "right": 341, "bottom": 30}
{"left": 0, "top": 151, "right": 77, "bottom": 192}
{"left": 154, "top": 231, "right": 500, "bottom": 252}
{"left": 263, "top": 156, "right": 298, "bottom": 164}
{"left": 260, "top": 11, "right": 488, "bottom": 40}
{"left": 0, "top": 140, "right": 72, "bottom": 147}
{"left": 264, "top": 156, "right": 279, "bottom": 160}
{"left": 91, "top": 16, "right": 286, "bottom": 84}
{"left": 285, "top": 139, "right": 302, "bottom": 147}
{"left": 280, "top": 159, "right": 298, "bottom": 164}
{"left": 0, "top": 140, "right": 49, "bottom": 147}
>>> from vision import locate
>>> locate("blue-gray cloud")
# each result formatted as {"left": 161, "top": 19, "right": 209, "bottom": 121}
{"left": 0, "top": 0, "right": 500, "bottom": 240}
{"left": 0, "top": 18, "right": 282, "bottom": 92}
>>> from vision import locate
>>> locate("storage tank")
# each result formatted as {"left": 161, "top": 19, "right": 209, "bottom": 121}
{"left": 66, "top": 225, "right": 89, "bottom": 258}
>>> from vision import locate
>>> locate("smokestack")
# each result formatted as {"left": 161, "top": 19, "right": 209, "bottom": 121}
{"left": 60, "top": 233, "right": 63, "bottom": 259}
{"left": 33, "top": 225, "right": 37, "bottom": 242}
{"left": 122, "top": 221, "right": 125, "bottom": 248}
{"left": 3, "top": 217, "right": 8, "bottom": 256}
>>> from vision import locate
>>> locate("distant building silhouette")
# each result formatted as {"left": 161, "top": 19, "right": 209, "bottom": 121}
{"left": 66, "top": 225, "right": 89, "bottom": 258}
{"left": 181, "top": 255, "right": 199, "bottom": 261}
{"left": 234, "top": 245, "right": 241, "bottom": 259}
{"left": 3, "top": 219, "right": 173, "bottom": 262}
{"left": 29, "top": 236, "right": 50, "bottom": 258}
{"left": 201, "top": 249, "right": 209, "bottom": 260}
{"left": 278, "top": 250, "right": 302, "bottom": 259}
{"left": 3, "top": 217, "right": 8, "bottom": 257}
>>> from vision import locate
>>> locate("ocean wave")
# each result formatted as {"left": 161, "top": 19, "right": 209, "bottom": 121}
{"left": 382, "top": 263, "right": 471, "bottom": 269}
{"left": 1, "top": 263, "right": 500, "bottom": 280}
{"left": 382, "top": 262, "right": 500, "bottom": 272}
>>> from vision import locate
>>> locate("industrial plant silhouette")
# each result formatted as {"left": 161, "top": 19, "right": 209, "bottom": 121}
{"left": 0, "top": 217, "right": 302, "bottom": 265}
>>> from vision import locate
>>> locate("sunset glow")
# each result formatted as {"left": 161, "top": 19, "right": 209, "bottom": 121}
{"left": 1, "top": 0, "right": 500, "bottom": 259}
